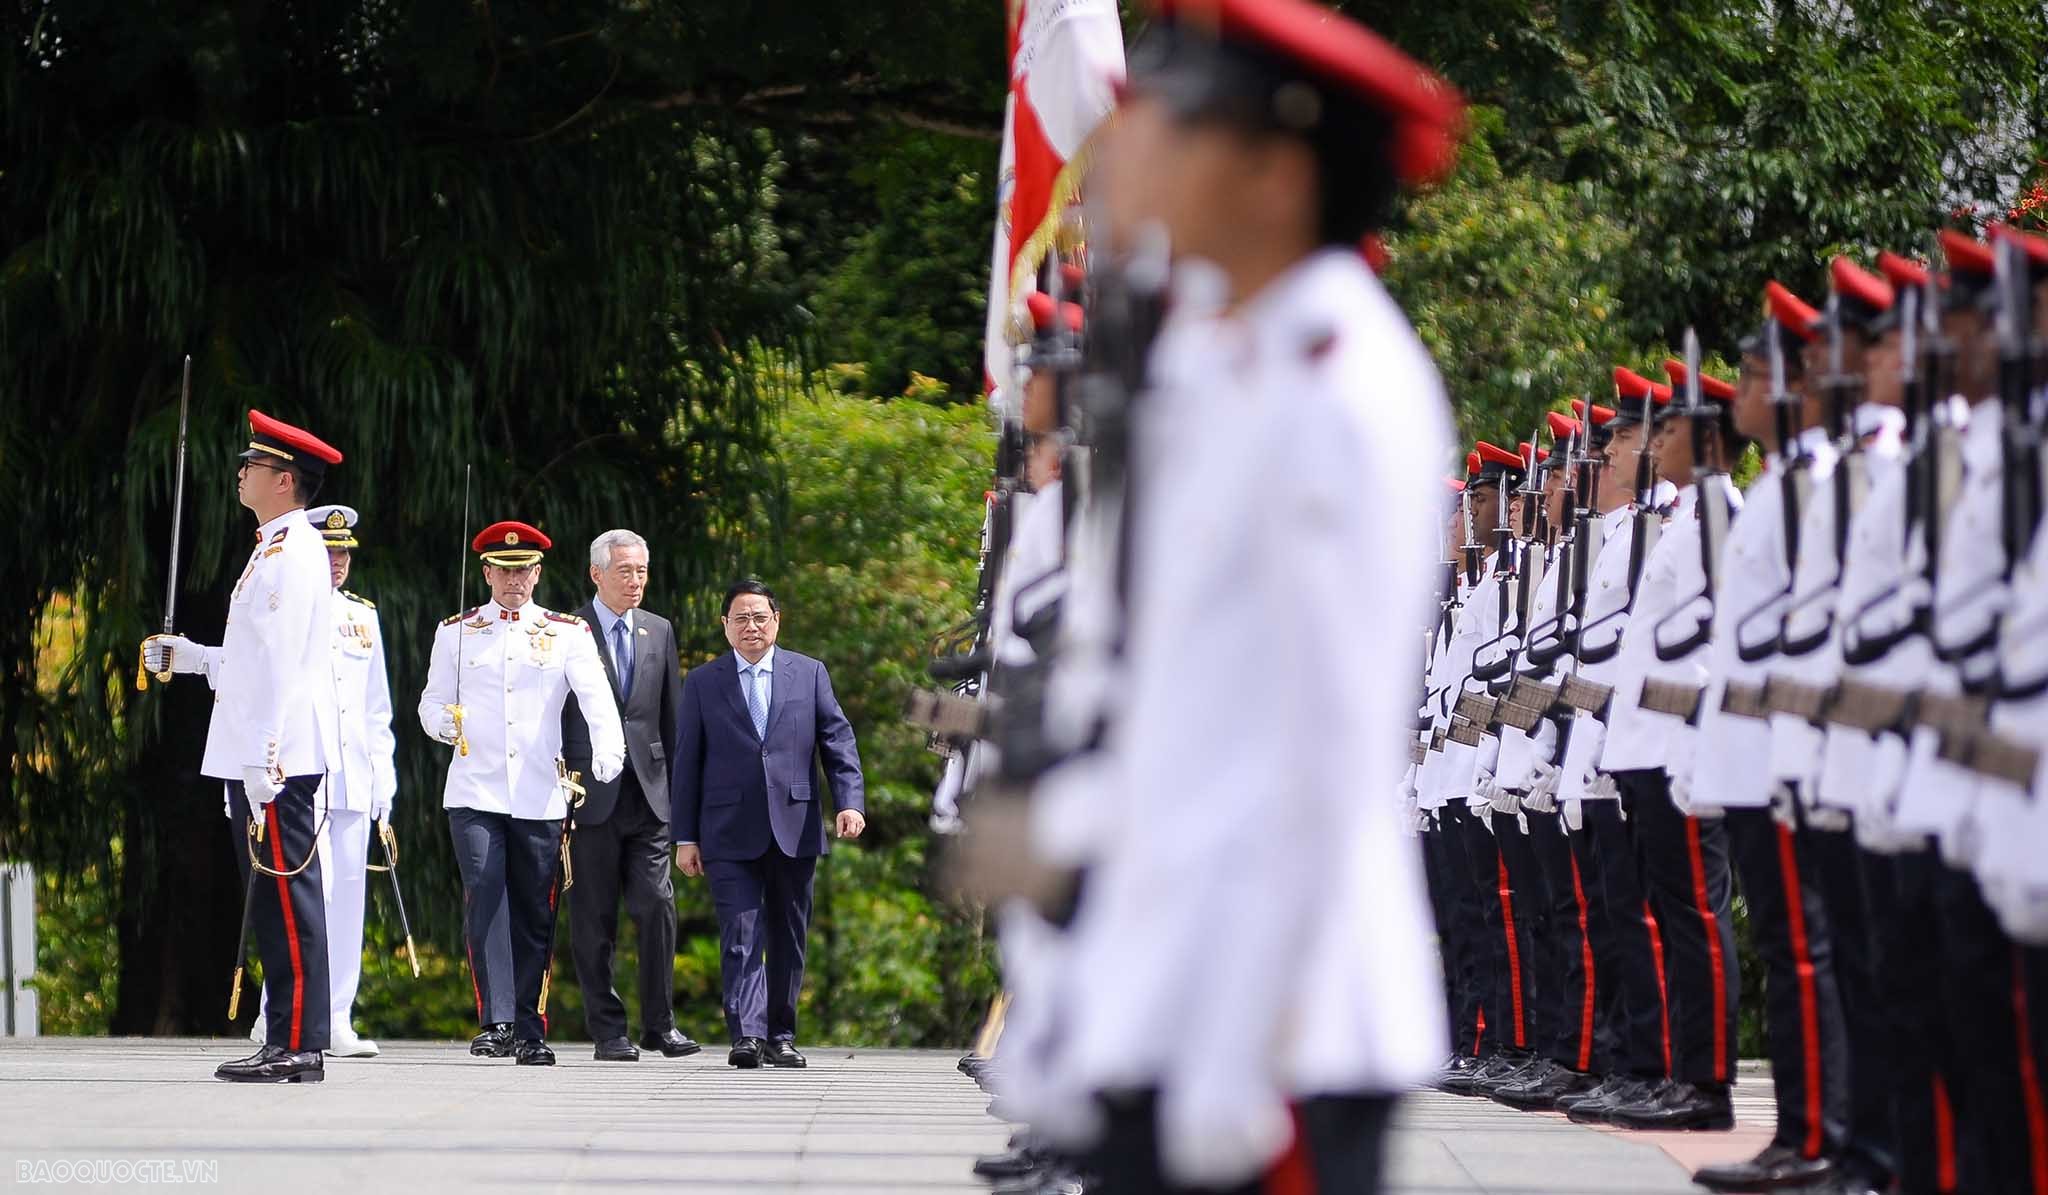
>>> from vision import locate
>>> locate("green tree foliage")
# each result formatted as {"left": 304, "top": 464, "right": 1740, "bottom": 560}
{"left": 1385, "top": 108, "right": 1645, "bottom": 449}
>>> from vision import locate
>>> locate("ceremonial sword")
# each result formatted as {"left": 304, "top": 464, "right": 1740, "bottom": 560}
{"left": 136, "top": 355, "right": 193, "bottom": 690}
{"left": 452, "top": 464, "right": 472, "bottom": 757}
{"left": 367, "top": 821, "right": 421, "bottom": 979}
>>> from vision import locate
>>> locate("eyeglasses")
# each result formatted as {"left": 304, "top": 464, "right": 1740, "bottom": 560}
{"left": 725, "top": 612, "right": 775, "bottom": 628}
{"left": 238, "top": 460, "right": 288, "bottom": 476}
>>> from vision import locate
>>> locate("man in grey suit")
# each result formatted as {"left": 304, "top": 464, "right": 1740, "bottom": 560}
{"left": 561, "top": 529, "right": 700, "bottom": 1062}
{"left": 672, "top": 579, "right": 866, "bottom": 1069}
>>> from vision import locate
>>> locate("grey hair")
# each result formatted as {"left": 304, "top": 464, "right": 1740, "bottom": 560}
{"left": 589, "top": 529, "right": 650, "bottom": 571}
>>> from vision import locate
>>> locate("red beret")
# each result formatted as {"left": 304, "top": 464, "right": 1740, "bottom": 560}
{"left": 1832, "top": 256, "right": 1895, "bottom": 312}
{"left": 1475, "top": 441, "right": 1525, "bottom": 470}
{"left": 1877, "top": 251, "right": 1929, "bottom": 292}
{"left": 1570, "top": 399, "right": 1617, "bottom": 425}
{"left": 1663, "top": 359, "right": 1736, "bottom": 402}
{"left": 473, "top": 520, "right": 551, "bottom": 567}
{"left": 1765, "top": 281, "right": 1821, "bottom": 343}
{"left": 1152, "top": 0, "right": 1466, "bottom": 184}
{"left": 1990, "top": 223, "right": 2048, "bottom": 272}
{"left": 244, "top": 410, "right": 343, "bottom": 473}
{"left": 1940, "top": 229, "right": 1994, "bottom": 278}
{"left": 1611, "top": 366, "right": 1673, "bottom": 404}
{"left": 1546, "top": 411, "right": 1580, "bottom": 440}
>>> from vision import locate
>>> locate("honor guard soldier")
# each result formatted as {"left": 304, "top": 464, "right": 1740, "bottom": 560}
{"left": 1041, "top": 1, "right": 1464, "bottom": 1189}
{"left": 418, "top": 520, "right": 624, "bottom": 1065}
{"left": 249, "top": 505, "right": 395, "bottom": 1059}
{"left": 143, "top": 410, "right": 345, "bottom": 1082}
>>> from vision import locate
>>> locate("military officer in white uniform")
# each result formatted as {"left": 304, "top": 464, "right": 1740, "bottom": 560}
{"left": 143, "top": 409, "right": 344, "bottom": 1083}
{"left": 418, "top": 519, "right": 623, "bottom": 1065}
{"left": 1036, "top": 3, "right": 1464, "bottom": 1188}
{"left": 247, "top": 505, "right": 395, "bottom": 1058}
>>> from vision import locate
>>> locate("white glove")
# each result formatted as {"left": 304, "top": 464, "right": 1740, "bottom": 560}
{"left": 591, "top": 752, "right": 623, "bottom": 785}
{"left": 1524, "top": 762, "right": 1560, "bottom": 813}
{"left": 144, "top": 634, "right": 209, "bottom": 675}
{"left": 1158, "top": 1078, "right": 1292, "bottom": 1189}
{"left": 432, "top": 707, "right": 460, "bottom": 745}
{"left": 1669, "top": 773, "right": 1695, "bottom": 817}
{"left": 1586, "top": 773, "right": 1621, "bottom": 803}
{"left": 369, "top": 790, "right": 393, "bottom": 823}
{"left": 241, "top": 765, "right": 283, "bottom": 807}
{"left": 1563, "top": 797, "right": 1585, "bottom": 831}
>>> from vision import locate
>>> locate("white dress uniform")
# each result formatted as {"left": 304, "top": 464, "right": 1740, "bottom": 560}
{"left": 1419, "top": 562, "right": 1502, "bottom": 810}
{"left": 199, "top": 510, "right": 340, "bottom": 785}
{"left": 1979, "top": 419, "right": 2048, "bottom": 938}
{"left": 1045, "top": 249, "right": 1450, "bottom": 1184}
{"left": 1893, "top": 400, "right": 2005, "bottom": 862}
{"left": 416, "top": 600, "right": 624, "bottom": 819}
{"left": 1689, "top": 427, "right": 1832, "bottom": 811}
{"left": 1556, "top": 503, "right": 1639, "bottom": 800}
{"left": 1589, "top": 483, "right": 1736, "bottom": 774}
{"left": 1766, "top": 408, "right": 1906, "bottom": 806}
{"left": 1493, "top": 538, "right": 1569, "bottom": 794}
{"left": 1814, "top": 399, "right": 1969, "bottom": 845}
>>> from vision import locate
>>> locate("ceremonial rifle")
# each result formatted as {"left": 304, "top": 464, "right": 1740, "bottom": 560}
{"left": 1580, "top": 349, "right": 1675, "bottom": 664}
{"left": 1730, "top": 317, "right": 1808, "bottom": 663}
{"left": 1779, "top": 291, "right": 1867, "bottom": 657}
{"left": 1653, "top": 333, "right": 1733, "bottom": 664}
{"left": 1996, "top": 234, "right": 2042, "bottom": 586}
{"left": 136, "top": 355, "right": 193, "bottom": 690}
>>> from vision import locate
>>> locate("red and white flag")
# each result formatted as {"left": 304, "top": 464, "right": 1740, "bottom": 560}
{"left": 983, "top": 0, "right": 1125, "bottom": 406}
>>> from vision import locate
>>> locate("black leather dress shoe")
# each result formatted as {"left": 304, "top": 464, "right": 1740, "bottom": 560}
{"left": 215, "top": 1044, "right": 325, "bottom": 1083}
{"left": 469, "top": 1023, "right": 515, "bottom": 1058}
{"left": 640, "top": 1028, "right": 702, "bottom": 1058}
{"left": 729, "top": 1037, "right": 765, "bottom": 1068}
{"left": 1556, "top": 1073, "right": 1628, "bottom": 1116}
{"left": 514, "top": 1039, "right": 556, "bottom": 1066}
{"left": 1472, "top": 1052, "right": 1546, "bottom": 1096}
{"left": 1494, "top": 1060, "right": 1598, "bottom": 1110}
{"left": 1563, "top": 1074, "right": 1654, "bottom": 1124}
{"left": 593, "top": 1036, "right": 640, "bottom": 1062}
{"left": 1606, "top": 1079, "right": 1734, "bottom": 1131}
{"left": 765, "top": 1039, "right": 807, "bottom": 1068}
{"left": 974, "top": 1147, "right": 1043, "bottom": 1179}
{"left": 1693, "top": 1144, "right": 1832, "bottom": 1191}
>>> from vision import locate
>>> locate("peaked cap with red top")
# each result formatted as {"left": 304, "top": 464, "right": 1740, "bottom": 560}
{"left": 1830, "top": 257, "right": 1895, "bottom": 332}
{"left": 1990, "top": 223, "right": 2048, "bottom": 276}
{"left": 1765, "top": 281, "right": 1822, "bottom": 343}
{"left": 1142, "top": 0, "right": 1465, "bottom": 185}
{"left": 243, "top": 410, "right": 343, "bottom": 477}
{"left": 473, "top": 521, "right": 551, "bottom": 569}
{"left": 1663, "top": 359, "right": 1736, "bottom": 403}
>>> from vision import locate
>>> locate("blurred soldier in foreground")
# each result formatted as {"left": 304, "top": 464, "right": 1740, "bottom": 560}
{"left": 1022, "top": 1, "right": 1466, "bottom": 1189}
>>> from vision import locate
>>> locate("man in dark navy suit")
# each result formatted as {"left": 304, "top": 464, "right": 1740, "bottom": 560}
{"left": 671, "top": 579, "right": 866, "bottom": 1068}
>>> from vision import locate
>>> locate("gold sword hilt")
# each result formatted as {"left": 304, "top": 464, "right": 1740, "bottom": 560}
{"left": 135, "top": 637, "right": 173, "bottom": 690}
{"left": 449, "top": 704, "right": 469, "bottom": 757}
{"left": 227, "top": 965, "right": 244, "bottom": 1021}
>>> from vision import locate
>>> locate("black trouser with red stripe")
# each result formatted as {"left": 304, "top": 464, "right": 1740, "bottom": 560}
{"left": 1805, "top": 823, "right": 1898, "bottom": 1187}
{"left": 1619, "top": 769, "right": 1738, "bottom": 1087}
{"left": 1724, "top": 805, "right": 1847, "bottom": 1160}
{"left": 1090, "top": 1088, "right": 1397, "bottom": 1195}
{"left": 449, "top": 809, "right": 566, "bottom": 1042}
{"left": 1861, "top": 847, "right": 1951, "bottom": 1194}
{"left": 1924, "top": 854, "right": 2040, "bottom": 1194}
{"left": 1452, "top": 804, "right": 1526, "bottom": 1054}
{"left": 1524, "top": 808, "right": 1598, "bottom": 1071}
{"left": 1491, "top": 808, "right": 1546, "bottom": 1055}
{"left": 1423, "top": 814, "right": 1489, "bottom": 1057}
{"left": 1575, "top": 798, "right": 1670, "bottom": 1079}
{"left": 228, "top": 778, "right": 330, "bottom": 1054}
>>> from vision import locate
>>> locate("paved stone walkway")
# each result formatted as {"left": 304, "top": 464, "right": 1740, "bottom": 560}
{"left": 0, "top": 1040, "right": 1777, "bottom": 1192}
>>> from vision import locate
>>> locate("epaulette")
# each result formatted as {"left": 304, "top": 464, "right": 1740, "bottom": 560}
{"left": 545, "top": 611, "right": 585, "bottom": 626}
{"left": 442, "top": 605, "right": 482, "bottom": 626}
{"left": 341, "top": 590, "right": 376, "bottom": 609}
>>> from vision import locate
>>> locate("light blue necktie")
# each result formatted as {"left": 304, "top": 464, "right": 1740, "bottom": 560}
{"left": 612, "top": 620, "right": 634, "bottom": 697}
{"left": 744, "top": 663, "right": 768, "bottom": 739}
